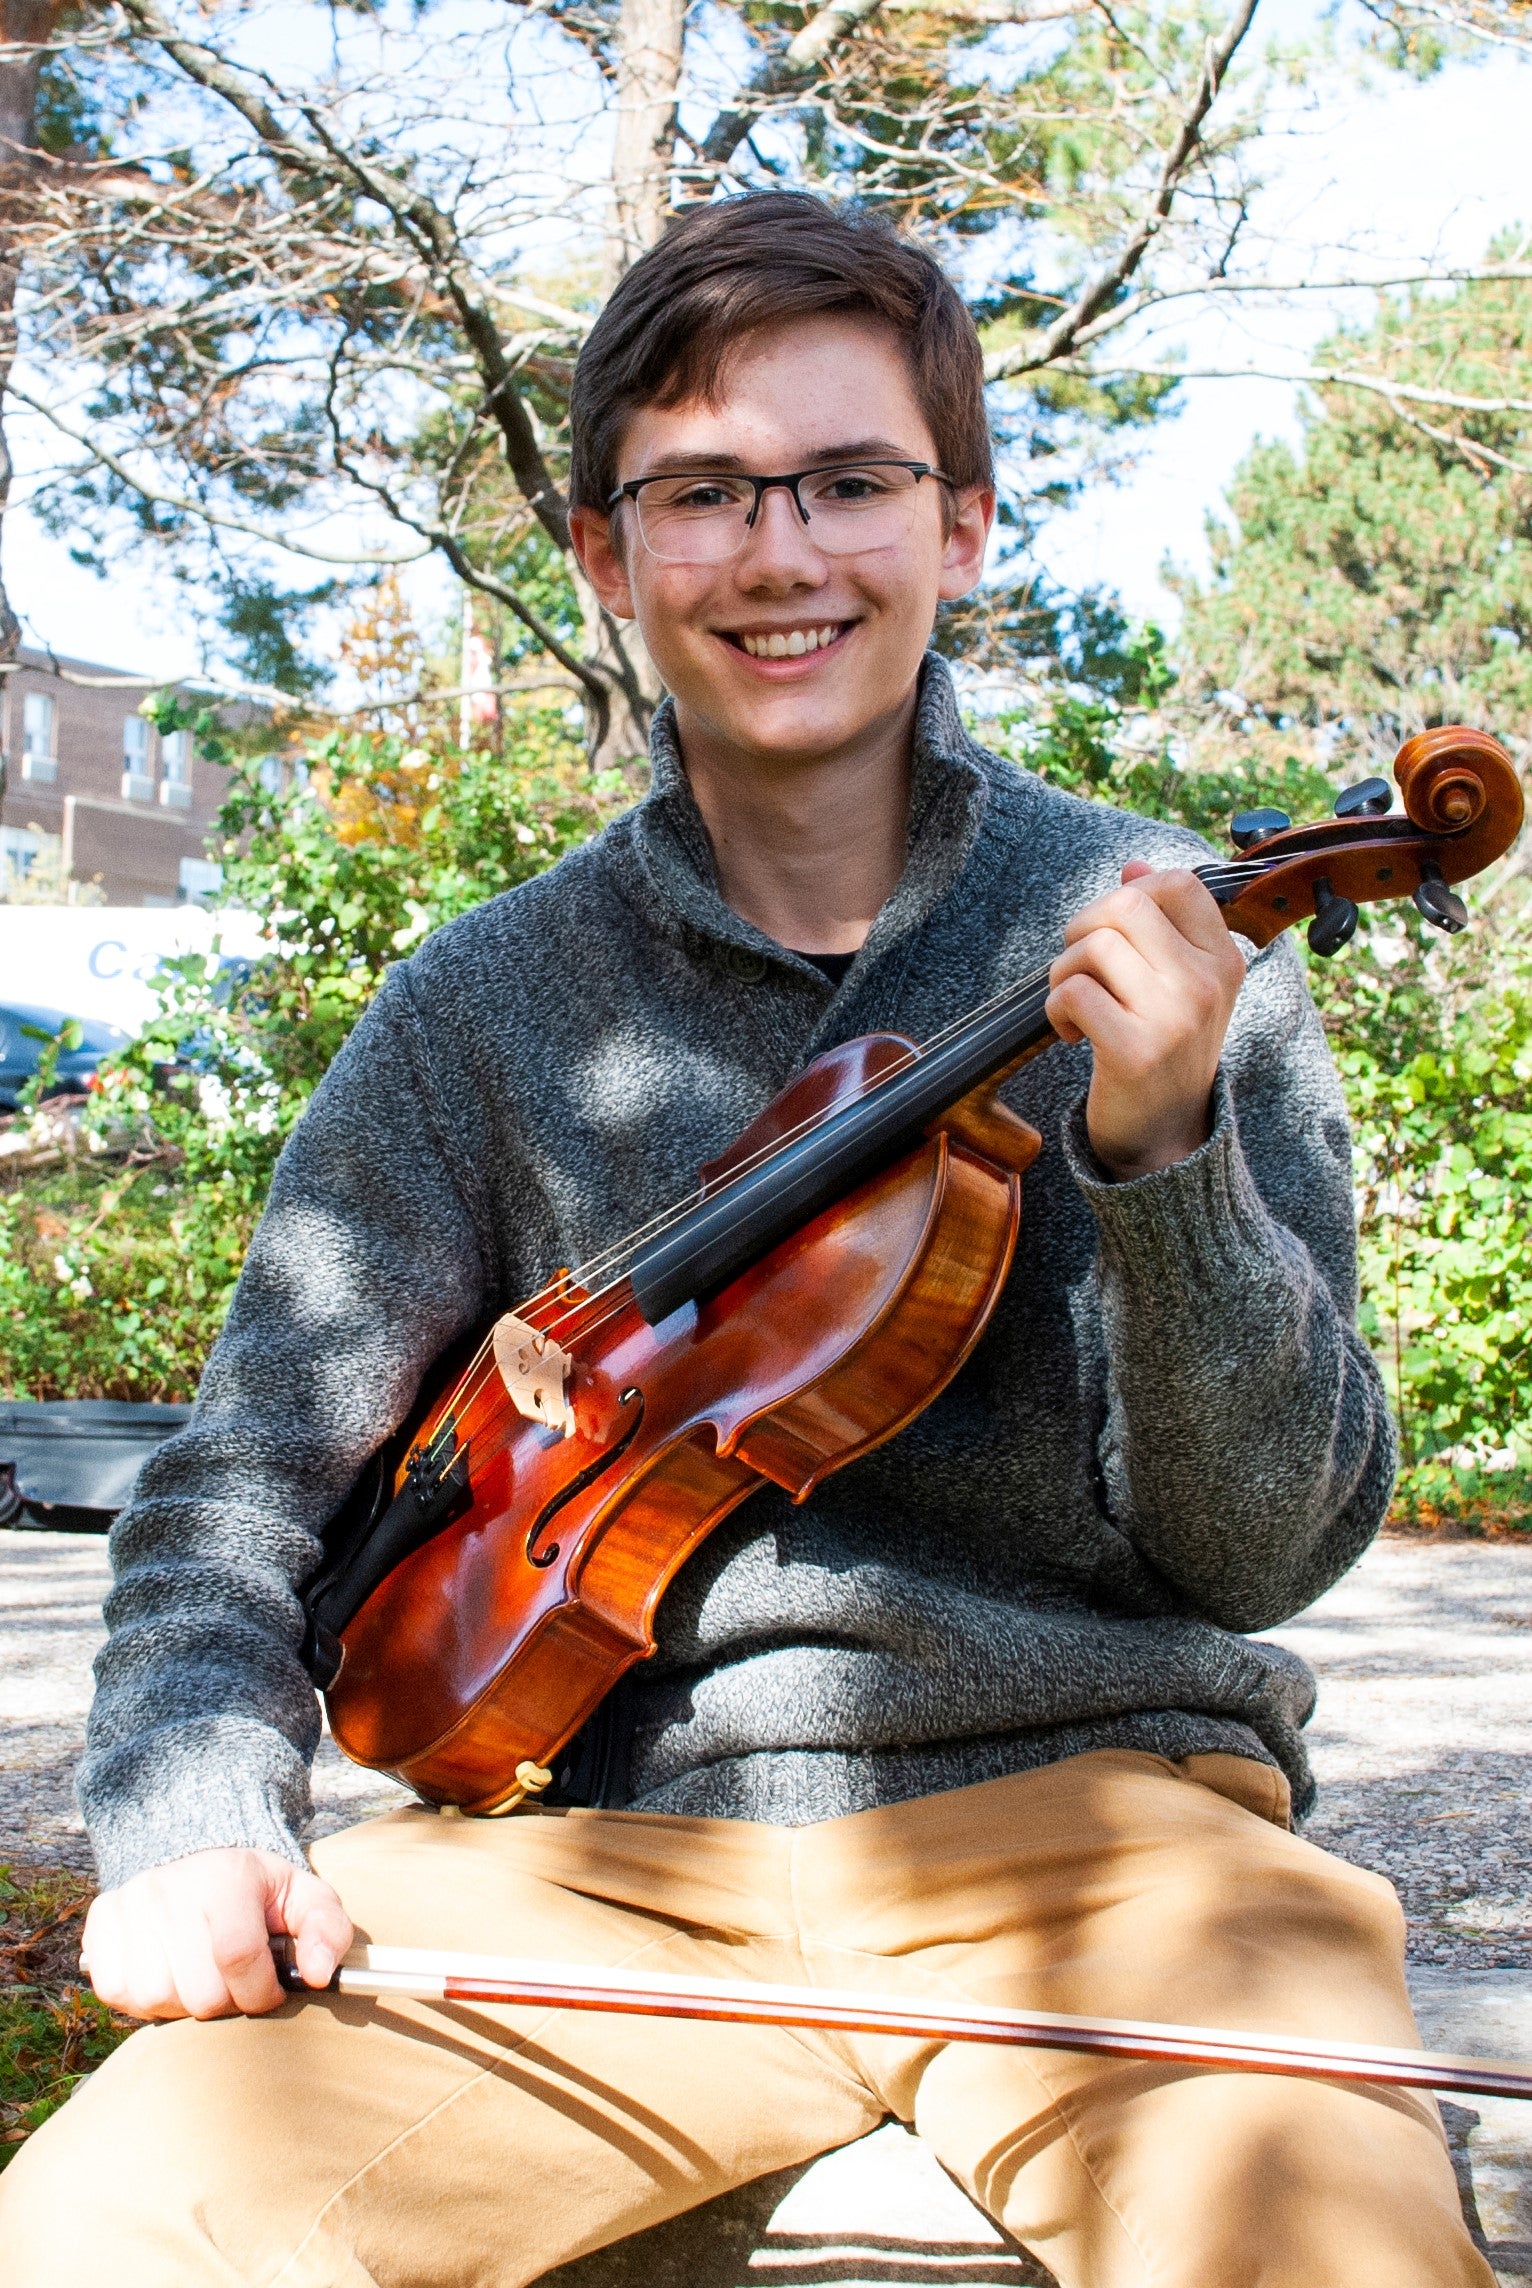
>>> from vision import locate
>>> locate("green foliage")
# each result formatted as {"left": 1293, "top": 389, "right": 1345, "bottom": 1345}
{"left": 1170, "top": 254, "right": 1532, "bottom": 1513}
{"left": 0, "top": 1865, "right": 127, "bottom": 2170}
{"left": 0, "top": 697, "right": 622, "bottom": 1399}
{"left": 1172, "top": 256, "right": 1532, "bottom": 759}
{"left": 218, "top": 575, "right": 339, "bottom": 697}
{"left": 980, "top": 621, "right": 1335, "bottom": 837}
{"left": 1318, "top": 918, "right": 1532, "bottom": 1477}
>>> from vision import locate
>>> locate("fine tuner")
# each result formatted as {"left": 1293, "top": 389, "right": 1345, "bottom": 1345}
{"left": 1230, "top": 772, "right": 1471, "bottom": 956}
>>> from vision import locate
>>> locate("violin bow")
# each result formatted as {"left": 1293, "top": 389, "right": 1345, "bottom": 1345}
{"left": 276, "top": 1944, "right": 1532, "bottom": 2103}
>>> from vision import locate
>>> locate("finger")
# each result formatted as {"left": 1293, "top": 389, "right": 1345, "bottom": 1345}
{"left": 1064, "top": 871, "right": 1232, "bottom": 968}
{"left": 1062, "top": 883, "right": 1195, "bottom": 969}
{"left": 1050, "top": 926, "right": 1164, "bottom": 1016}
{"left": 278, "top": 1866, "right": 355, "bottom": 1991}
{"left": 79, "top": 1896, "right": 123, "bottom": 2005}
{"left": 1123, "top": 865, "right": 1238, "bottom": 962}
{"left": 1044, "top": 975, "right": 1153, "bottom": 1073}
{"left": 155, "top": 1878, "right": 244, "bottom": 2020}
{"left": 199, "top": 1872, "right": 286, "bottom": 2017}
{"left": 115, "top": 1891, "right": 185, "bottom": 2021}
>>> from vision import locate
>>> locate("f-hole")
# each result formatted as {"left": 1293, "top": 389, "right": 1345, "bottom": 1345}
{"left": 526, "top": 1388, "right": 645, "bottom": 1570}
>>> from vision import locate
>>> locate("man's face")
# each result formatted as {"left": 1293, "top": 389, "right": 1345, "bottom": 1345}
{"left": 570, "top": 314, "right": 993, "bottom": 766}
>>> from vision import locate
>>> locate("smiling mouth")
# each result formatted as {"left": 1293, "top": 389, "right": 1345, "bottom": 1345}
{"left": 724, "top": 623, "right": 848, "bottom": 659}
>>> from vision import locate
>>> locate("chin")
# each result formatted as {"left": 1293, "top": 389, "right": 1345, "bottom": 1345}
{"left": 718, "top": 691, "right": 874, "bottom": 760}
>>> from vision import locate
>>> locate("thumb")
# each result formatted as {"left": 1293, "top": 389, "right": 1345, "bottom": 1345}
{"left": 268, "top": 1859, "right": 354, "bottom": 1991}
{"left": 1121, "top": 858, "right": 1156, "bottom": 884}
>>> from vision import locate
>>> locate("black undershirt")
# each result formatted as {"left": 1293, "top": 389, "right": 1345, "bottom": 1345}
{"left": 795, "top": 949, "right": 856, "bottom": 987}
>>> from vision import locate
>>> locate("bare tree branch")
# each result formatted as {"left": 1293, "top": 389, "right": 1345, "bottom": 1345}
{"left": 985, "top": 0, "right": 1260, "bottom": 381}
{"left": 114, "top": 0, "right": 574, "bottom": 550}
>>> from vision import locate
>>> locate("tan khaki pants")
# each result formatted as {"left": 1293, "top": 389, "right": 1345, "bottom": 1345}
{"left": 0, "top": 1750, "right": 1492, "bottom": 2287}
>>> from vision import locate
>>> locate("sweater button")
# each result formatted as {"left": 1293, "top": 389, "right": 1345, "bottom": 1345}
{"left": 722, "top": 947, "right": 768, "bottom": 982}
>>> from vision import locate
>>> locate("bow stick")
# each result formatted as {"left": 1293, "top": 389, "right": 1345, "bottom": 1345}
{"left": 276, "top": 1944, "right": 1532, "bottom": 2103}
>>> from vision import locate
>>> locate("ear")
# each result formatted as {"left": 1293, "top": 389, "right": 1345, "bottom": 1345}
{"left": 569, "top": 506, "right": 636, "bottom": 620}
{"left": 937, "top": 487, "right": 995, "bottom": 602}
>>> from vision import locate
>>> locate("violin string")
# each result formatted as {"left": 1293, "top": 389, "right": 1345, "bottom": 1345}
{"left": 517, "top": 852, "right": 1275, "bottom": 1317}
{"left": 427, "top": 856, "right": 1285, "bottom": 1425}
{"left": 429, "top": 969, "right": 1056, "bottom": 1430}
{"left": 438, "top": 963, "right": 1069, "bottom": 1427}
{"left": 427, "top": 856, "right": 1283, "bottom": 1426}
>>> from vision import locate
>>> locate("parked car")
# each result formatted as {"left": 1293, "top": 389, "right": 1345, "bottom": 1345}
{"left": 0, "top": 1002, "right": 130, "bottom": 1112}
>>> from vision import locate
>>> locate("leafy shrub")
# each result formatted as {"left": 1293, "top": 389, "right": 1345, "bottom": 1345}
{"left": 1, "top": 657, "right": 1527, "bottom": 1524}
{"left": 0, "top": 701, "right": 622, "bottom": 1398}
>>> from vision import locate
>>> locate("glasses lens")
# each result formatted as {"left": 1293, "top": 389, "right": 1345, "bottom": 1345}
{"left": 798, "top": 464, "right": 923, "bottom": 554}
{"left": 633, "top": 475, "right": 755, "bottom": 564}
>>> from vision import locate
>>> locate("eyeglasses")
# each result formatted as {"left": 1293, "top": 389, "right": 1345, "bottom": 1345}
{"left": 606, "top": 460, "right": 955, "bottom": 566}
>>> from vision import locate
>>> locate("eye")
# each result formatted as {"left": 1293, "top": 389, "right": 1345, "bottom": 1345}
{"left": 809, "top": 467, "right": 899, "bottom": 505}
{"left": 651, "top": 478, "right": 745, "bottom": 512}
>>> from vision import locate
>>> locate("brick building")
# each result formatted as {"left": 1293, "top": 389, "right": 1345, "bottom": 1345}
{"left": 0, "top": 648, "right": 233, "bottom": 905}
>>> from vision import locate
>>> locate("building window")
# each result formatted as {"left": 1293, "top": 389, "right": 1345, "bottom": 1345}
{"left": 122, "top": 714, "right": 154, "bottom": 802}
{"left": 21, "top": 692, "right": 56, "bottom": 784}
{"left": 160, "top": 728, "right": 194, "bottom": 810}
{"left": 178, "top": 856, "right": 223, "bottom": 905}
{"left": 0, "top": 826, "right": 41, "bottom": 894}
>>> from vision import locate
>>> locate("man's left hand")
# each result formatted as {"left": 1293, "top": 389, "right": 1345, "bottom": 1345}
{"left": 1045, "top": 860, "right": 1246, "bottom": 1181}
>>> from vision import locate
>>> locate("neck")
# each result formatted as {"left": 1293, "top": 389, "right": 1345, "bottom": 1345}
{"left": 674, "top": 682, "right": 917, "bottom": 956}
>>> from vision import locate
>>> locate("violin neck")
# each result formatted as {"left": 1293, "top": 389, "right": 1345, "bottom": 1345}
{"left": 629, "top": 859, "right": 1255, "bottom": 1326}
{"left": 630, "top": 960, "right": 1060, "bottom": 1326}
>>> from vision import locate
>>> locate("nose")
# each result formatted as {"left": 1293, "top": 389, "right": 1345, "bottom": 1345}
{"left": 736, "top": 484, "right": 828, "bottom": 588}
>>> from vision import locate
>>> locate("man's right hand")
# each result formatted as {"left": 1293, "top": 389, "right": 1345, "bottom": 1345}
{"left": 80, "top": 1847, "right": 354, "bottom": 2021}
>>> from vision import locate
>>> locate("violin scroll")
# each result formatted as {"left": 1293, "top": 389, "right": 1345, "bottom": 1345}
{"left": 1214, "top": 721, "right": 1522, "bottom": 951}
{"left": 1393, "top": 725, "right": 1521, "bottom": 868}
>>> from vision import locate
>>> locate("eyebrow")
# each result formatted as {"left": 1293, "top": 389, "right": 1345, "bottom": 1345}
{"left": 627, "top": 438, "right": 920, "bottom": 479}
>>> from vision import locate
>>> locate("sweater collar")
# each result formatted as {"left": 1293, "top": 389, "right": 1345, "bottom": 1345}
{"left": 621, "top": 653, "right": 995, "bottom": 965}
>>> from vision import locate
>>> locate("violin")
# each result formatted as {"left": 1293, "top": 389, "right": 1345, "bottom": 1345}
{"left": 300, "top": 725, "right": 1522, "bottom": 1815}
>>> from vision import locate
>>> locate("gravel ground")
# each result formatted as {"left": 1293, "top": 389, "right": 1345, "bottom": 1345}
{"left": 3, "top": 1527, "right": 1531, "bottom": 1978}
{"left": 5, "top": 1525, "right": 1532, "bottom": 2281}
{"left": 1264, "top": 1536, "right": 1532, "bottom": 1971}
{"left": 0, "top": 1529, "right": 407, "bottom": 1872}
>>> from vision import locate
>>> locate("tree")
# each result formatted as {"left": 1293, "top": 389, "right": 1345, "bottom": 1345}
{"left": 1170, "top": 264, "right": 1532, "bottom": 768}
{"left": 0, "top": 0, "right": 1294, "bottom": 763}
{"left": 1170, "top": 265, "right": 1532, "bottom": 1495}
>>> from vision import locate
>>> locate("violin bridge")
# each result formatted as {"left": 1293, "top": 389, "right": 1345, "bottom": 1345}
{"left": 492, "top": 1313, "right": 576, "bottom": 1438}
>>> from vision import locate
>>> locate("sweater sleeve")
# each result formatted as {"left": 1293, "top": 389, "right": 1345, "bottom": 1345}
{"left": 78, "top": 966, "right": 494, "bottom": 1890}
{"left": 1063, "top": 931, "right": 1397, "bottom": 1632}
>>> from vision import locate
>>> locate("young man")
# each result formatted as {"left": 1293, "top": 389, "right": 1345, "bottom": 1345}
{"left": 1, "top": 194, "right": 1489, "bottom": 2286}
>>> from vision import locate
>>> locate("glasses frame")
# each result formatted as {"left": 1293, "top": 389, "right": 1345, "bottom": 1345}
{"left": 606, "top": 459, "right": 956, "bottom": 561}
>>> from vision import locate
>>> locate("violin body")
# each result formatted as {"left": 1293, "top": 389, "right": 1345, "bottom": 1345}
{"left": 306, "top": 720, "right": 1522, "bottom": 1814}
{"left": 320, "top": 1036, "right": 1042, "bottom": 1811}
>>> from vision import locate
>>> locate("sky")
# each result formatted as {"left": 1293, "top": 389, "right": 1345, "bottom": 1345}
{"left": 1031, "top": 35, "right": 1532, "bottom": 624}
{"left": 4, "top": 7, "right": 1528, "bottom": 682}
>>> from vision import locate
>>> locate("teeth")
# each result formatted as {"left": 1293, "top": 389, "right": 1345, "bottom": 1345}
{"left": 740, "top": 625, "right": 842, "bottom": 658}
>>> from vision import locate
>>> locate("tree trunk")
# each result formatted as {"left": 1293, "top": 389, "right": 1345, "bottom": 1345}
{"left": 573, "top": 564, "right": 662, "bottom": 777}
{"left": 0, "top": 0, "right": 55, "bottom": 683}
{"left": 607, "top": 0, "right": 684, "bottom": 283}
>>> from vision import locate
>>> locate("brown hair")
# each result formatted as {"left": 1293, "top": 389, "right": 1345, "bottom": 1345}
{"left": 568, "top": 192, "right": 993, "bottom": 512}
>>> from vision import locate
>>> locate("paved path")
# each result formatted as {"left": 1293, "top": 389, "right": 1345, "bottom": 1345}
{"left": 0, "top": 1529, "right": 406, "bottom": 1871}
{"left": 5, "top": 1527, "right": 1532, "bottom": 2282}
{"left": 1263, "top": 1538, "right": 1532, "bottom": 1970}
{"left": 7, "top": 1527, "right": 1531, "bottom": 1966}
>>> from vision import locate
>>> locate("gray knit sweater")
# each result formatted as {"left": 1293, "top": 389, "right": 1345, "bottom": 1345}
{"left": 80, "top": 659, "right": 1395, "bottom": 1888}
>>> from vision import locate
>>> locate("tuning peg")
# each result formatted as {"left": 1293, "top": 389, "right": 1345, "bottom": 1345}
{"left": 1333, "top": 777, "right": 1392, "bottom": 820}
{"left": 1230, "top": 808, "right": 1292, "bottom": 851}
{"left": 1308, "top": 876, "right": 1359, "bottom": 958}
{"left": 1413, "top": 864, "right": 1468, "bottom": 934}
